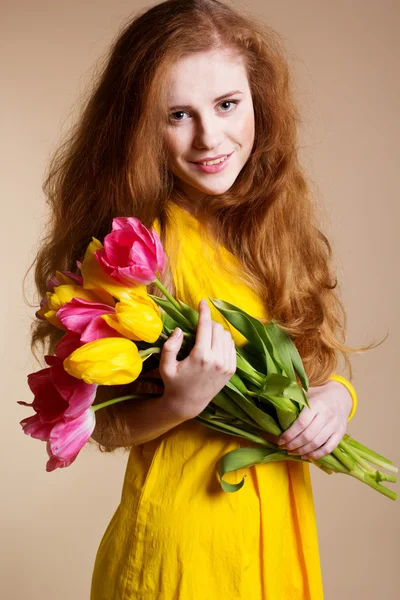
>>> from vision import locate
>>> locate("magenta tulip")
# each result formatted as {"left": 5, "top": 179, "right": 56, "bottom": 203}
{"left": 54, "top": 331, "right": 82, "bottom": 362}
{"left": 45, "top": 409, "right": 96, "bottom": 472}
{"left": 94, "top": 217, "right": 165, "bottom": 285}
{"left": 18, "top": 349, "right": 98, "bottom": 471}
{"left": 56, "top": 298, "right": 120, "bottom": 343}
{"left": 18, "top": 353, "right": 97, "bottom": 423}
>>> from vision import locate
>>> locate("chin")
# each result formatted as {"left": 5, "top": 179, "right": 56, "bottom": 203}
{"left": 184, "top": 174, "right": 238, "bottom": 197}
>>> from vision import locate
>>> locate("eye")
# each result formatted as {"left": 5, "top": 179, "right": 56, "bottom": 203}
{"left": 218, "top": 99, "right": 239, "bottom": 112}
{"left": 169, "top": 110, "right": 189, "bottom": 122}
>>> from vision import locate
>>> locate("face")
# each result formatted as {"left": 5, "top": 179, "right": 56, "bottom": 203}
{"left": 163, "top": 47, "right": 255, "bottom": 203}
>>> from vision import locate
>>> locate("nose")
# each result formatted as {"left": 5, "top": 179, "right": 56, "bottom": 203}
{"left": 193, "top": 113, "right": 224, "bottom": 150}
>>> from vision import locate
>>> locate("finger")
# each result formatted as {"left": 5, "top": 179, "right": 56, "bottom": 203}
{"left": 221, "top": 328, "right": 234, "bottom": 369}
{"left": 287, "top": 421, "right": 333, "bottom": 455}
{"left": 300, "top": 431, "right": 341, "bottom": 461}
{"left": 159, "top": 327, "right": 183, "bottom": 377}
{"left": 193, "top": 299, "right": 212, "bottom": 351}
{"left": 229, "top": 333, "right": 236, "bottom": 373}
{"left": 285, "top": 414, "right": 326, "bottom": 452}
{"left": 211, "top": 321, "right": 225, "bottom": 361}
{"left": 277, "top": 408, "right": 316, "bottom": 447}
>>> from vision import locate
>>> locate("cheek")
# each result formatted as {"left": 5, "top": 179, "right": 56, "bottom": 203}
{"left": 237, "top": 108, "right": 255, "bottom": 148}
{"left": 164, "top": 128, "right": 189, "bottom": 165}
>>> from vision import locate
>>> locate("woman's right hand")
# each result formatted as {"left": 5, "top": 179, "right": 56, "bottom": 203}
{"left": 158, "top": 298, "right": 236, "bottom": 421}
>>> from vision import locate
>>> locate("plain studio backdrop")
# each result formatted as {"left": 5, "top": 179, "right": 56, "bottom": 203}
{"left": 2, "top": 1, "right": 399, "bottom": 598}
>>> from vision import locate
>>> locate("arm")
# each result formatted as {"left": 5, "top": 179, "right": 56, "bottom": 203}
{"left": 90, "top": 384, "right": 188, "bottom": 450}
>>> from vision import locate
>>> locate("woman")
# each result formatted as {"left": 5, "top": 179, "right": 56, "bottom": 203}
{"left": 31, "top": 1, "right": 361, "bottom": 598}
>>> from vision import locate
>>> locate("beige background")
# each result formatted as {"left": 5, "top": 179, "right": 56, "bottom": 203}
{"left": 2, "top": 0, "right": 399, "bottom": 598}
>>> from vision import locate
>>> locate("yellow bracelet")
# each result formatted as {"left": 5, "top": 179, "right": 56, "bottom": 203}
{"left": 329, "top": 374, "right": 358, "bottom": 422}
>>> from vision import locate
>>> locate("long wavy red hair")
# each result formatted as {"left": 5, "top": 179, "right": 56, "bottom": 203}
{"left": 26, "top": 0, "right": 374, "bottom": 451}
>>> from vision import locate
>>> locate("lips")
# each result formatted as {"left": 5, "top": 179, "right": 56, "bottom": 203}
{"left": 191, "top": 151, "right": 233, "bottom": 163}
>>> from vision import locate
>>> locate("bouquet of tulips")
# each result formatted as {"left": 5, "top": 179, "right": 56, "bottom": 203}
{"left": 19, "top": 217, "right": 398, "bottom": 500}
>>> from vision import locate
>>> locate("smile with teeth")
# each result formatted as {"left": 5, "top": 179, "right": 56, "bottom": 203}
{"left": 199, "top": 154, "right": 230, "bottom": 166}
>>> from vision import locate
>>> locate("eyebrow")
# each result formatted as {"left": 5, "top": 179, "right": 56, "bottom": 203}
{"left": 168, "top": 90, "right": 243, "bottom": 111}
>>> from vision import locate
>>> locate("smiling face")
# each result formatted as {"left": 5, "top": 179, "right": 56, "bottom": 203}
{"left": 163, "top": 47, "right": 255, "bottom": 204}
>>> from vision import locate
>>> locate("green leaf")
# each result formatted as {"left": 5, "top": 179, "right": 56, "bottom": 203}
{"left": 217, "top": 446, "right": 287, "bottom": 492}
{"left": 212, "top": 390, "right": 262, "bottom": 429}
{"left": 195, "top": 416, "right": 271, "bottom": 447}
{"left": 257, "top": 394, "right": 297, "bottom": 414}
{"left": 209, "top": 298, "right": 281, "bottom": 373}
{"left": 283, "top": 381, "right": 310, "bottom": 409}
{"left": 236, "top": 344, "right": 266, "bottom": 373}
{"left": 259, "top": 373, "right": 292, "bottom": 396}
{"left": 149, "top": 295, "right": 193, "bottom": 331}
{"left": 161, "top": 312, "right": 180, "bottom": 335}
{"left": 263, "top": 322, "right": 296, "bottom": 381}
{"left": 235, "top": 354, "right": 265, "bottom": 386}
{"left": 177, "top": 299, "right": 199, "bottom": 328}
{"left": 266, "top": 322, "right": 309, "bottom": 390}
{"left": 275, "top": 406, "right": 299, "bottom": 431}
{"left": 224, "top": 381, "right": 282, "bottom": 436}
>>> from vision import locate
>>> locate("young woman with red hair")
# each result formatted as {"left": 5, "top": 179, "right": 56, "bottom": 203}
{"left": 31, "top": 1, "right": 364, "bottom": 598}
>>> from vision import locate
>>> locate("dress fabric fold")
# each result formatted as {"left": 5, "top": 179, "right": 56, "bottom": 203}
{"left": 90, "top": 203, "right": 324, "bottom": 600}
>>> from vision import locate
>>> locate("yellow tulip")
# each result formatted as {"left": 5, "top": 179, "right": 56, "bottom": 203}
{"left": 36, "top": 292, "right": 64, "bottom": 329}
{"left": 63, "top": 337, "right": 143, "bottom": 385}
{"left": 81, "top": 238, "right": 149, "bottom": 301}
{"left": 102, "top": 294, "right": 163, "bottom": 343}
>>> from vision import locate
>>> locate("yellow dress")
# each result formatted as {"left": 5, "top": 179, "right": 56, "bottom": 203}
{"left": 90, "top": 203, "right": 325, "bottom": 600}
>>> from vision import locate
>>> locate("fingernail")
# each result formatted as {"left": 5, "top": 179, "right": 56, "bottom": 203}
{"left": 175, "top": 327, "right": 182, "bottom": 337}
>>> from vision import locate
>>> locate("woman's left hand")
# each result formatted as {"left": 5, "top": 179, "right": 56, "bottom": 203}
{"left": 276, "top": 380, "right": 353, "bottom": 460}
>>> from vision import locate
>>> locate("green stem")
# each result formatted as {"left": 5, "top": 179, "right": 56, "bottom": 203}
{"left": 348, "top": 470, "right": 397, "bottom": 501}
{"left": 377, "top": 473, "right": 397, "bottom": 483}
{"left": 316, "top": 454, "right": 350, "bottom": 474}
{"left": 92, "top": 393, "right": 161, "bottom": 412}
{"left": 195, "top": 416, "right": 274, "bottom": 447}
{"left": 154, "top": 279, "right": 182, "bottom": 312}
{"left": 339, "top": 440, "right": 377, "bottom": 474}
{"left": 332, "top": 446, "right": 359, "bottom": 472}
{"left": 344, "top": 435, "right": 398, "bottom": 473}
{"left": 138, "top": 347, "right": 161, "bottom": 358}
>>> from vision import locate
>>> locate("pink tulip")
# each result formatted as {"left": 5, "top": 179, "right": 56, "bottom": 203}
{"left": 18, "top": 349, "right": 97, "bottom": 424}
{"left": 45, "top": 409, "right": 96, "bottom": 472}
{"left": 56, "top": 298, "right": 120, "bottom": 343}
{"left": 55, "top": 331, "right": 83, "bottom": 362}
{"left": 19, "top": 414, "right": 54, "bottom": 441}
{"left": 94, "top": 217, "right": 165, "bottom": 286}
{"left": 18, "top": 347, "right": 98, "bottom": 471}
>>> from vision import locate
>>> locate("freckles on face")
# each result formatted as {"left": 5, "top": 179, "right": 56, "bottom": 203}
{"left": 162, "top": 47, "right": 255, "bottom": 201}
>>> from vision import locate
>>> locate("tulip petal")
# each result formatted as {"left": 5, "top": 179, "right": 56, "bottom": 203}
{"left": 27, "top": 367, "right": 69, "bottom": 422}
{"left": 103, "top": 295, "right": 163, "bottom": 343}
{"left": 57, "top": 298, "right": 115, "bottom": 334}
{"left": 46, "top": 454, "right": 77, "bottom": 472}
{"left": 94, "top": 217, "right": 165, "bottom": 287}
{"left": 63, "top": 337, "right": 143, "bottom": 385}
{"left": 49, "top": 409, "right": 96, "bottom": 460}
{"left": 81, "top": 238, "right": 135, "bottom": 300}
{"left": 48, "top": 359, "right": 97, "bottom": 419}
{"left": 80, "top": 315, "right": 123, "bottom": 343}
{"left": 20, "top": 414, "right": 54, "bottom": 441}
{"left": 55, "top": 332, "right": 82, "bottom": 362}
